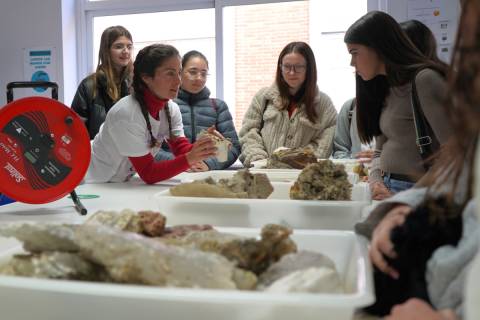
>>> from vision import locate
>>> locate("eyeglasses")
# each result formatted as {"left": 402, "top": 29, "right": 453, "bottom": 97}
{"left": 280, "top": 64, "right": 307, "bottom": 74}
{"left": 185, "top": 69, "right": 209, "bottom": 79}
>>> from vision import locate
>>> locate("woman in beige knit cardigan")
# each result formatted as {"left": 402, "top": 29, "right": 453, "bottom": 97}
{"left": 238, "top": 41, "right": 337, "bottom": 167}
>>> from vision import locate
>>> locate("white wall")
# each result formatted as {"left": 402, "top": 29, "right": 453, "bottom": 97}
{"left": 0, "top": 0, "right": 76, "bottom": 106}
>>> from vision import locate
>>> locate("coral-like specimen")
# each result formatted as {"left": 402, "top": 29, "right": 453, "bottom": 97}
{"left": 290, "top": 160, "right": 352, "bottom": 200}
{"left": 160, "top": 224, "right": 297, "bottom": 276}
{"left": 170, "top": 169, "right": 273, "bottom": 199}
{"left": 220, "top": 224, "right": 297, "bottom": 275}
{"left": 265, "top": 147, "right": 318, "bottom": 169}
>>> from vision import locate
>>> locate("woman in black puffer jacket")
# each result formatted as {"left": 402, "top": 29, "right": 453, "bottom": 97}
{"left": 71, "top": 26, "right": 133, "bottom": 139}
{"left": 155, "top": 50, "right": 240, "bottom": 170}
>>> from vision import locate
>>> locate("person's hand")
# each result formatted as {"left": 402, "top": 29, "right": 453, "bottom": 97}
{"left": 370, "top": 181, "right": 393, "bottom": 200}
{"left": 369, "top": 205, "right": 412, "bottom": 279}
{"left": 189, "top": 161, "right": 209, "bottom": 172}
{"left": 207, "top": 126, "right": 225, "bottom": 140}
{"left": 385, "top": 298, "right": 458, "bottom": 320}
{"left": 355, "top": 149, "right": 374, "bottom": 163}
{"left": 186, "top": 136, "right": 217, "bottom": 165}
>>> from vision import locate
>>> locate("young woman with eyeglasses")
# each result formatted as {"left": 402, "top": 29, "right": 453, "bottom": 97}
{"left": 85, "top": 44, "right": 217, "bottom": 184}
{"left": 72, "top": 26, "right": 134, "bottom": 139}
{"left": 238, "top": 41, "right": 337, "bottom": 167}
{"left": 155, "top": 50, "right": 240, "bottom": 171}
{"left": 344, "top": 11, "right": 452, "bottom": 200}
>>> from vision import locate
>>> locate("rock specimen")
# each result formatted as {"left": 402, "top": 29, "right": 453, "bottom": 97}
{"left": 290, "top": 160, "right": 352, "bottom": 200}
{"left": 197, "top": 129, "right": 232, "bottom": 162}
{"left": 170, "top": 169, "right": 273, "bottom": 199}
{"left": 85, "top": 209, "right": 167, "bottom": 237}
{"left": 265, "top": 147, "right": 318, "bottom": 169}
{"left": 0, "top": 212, "right": 340, "bottom": 295}
{"left": 258, "top": 250, "right": 337, "bottom": 287}
{"left": 264, "top": 267, "right": 342, "bottom": 294}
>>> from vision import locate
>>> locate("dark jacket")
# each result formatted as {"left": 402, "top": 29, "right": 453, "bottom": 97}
{"left": 71, "top": 74, "right": 129, "bottom": 139}
{"left": 155, "top": 87, "right": 240, "bottom": 170}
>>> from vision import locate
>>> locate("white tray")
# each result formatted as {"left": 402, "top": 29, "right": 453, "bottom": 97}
{"left": 154, "top": 182, "right": 371, "bottom": 230}
{"left": 178, "top": 169, "right": 360, "bottom": 185}
{"left": 0, "top": 229, "right": 374, "bottom": 320}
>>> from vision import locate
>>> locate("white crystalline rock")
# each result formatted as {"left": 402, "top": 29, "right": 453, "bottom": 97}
{"left": 264, "top": 267, "right": 343, "bottom": 294}
{"left": 0, "top": 252, "right": 103, "bottom": 280}
{"left": 0, "top": 223, "right": 78, "bottom": 253}
{"left": 258, "top": 250, "right": 336, "bottom": 288}
{"left": 74, "top": 224, "right": 239, "bottom": 289}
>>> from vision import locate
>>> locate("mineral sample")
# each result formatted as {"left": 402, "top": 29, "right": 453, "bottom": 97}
{"left": 290, "top": 160, "right": 352, "bottom": 200}
{"left": 258, "top": 250, "right": 337, "bottom": 287}
{"left": 0, "top": 223, "right": 78, "bottom": 253}
{"left": 170, "top": 169, "right": 273, "bottom": 199}
{"left": 0, "top": 252, "right": 107, "bottom": 281}
{"left": 197, "top": 129, "right": 232, "bottom": 162}
{"left": 265, "top": 147, "right": 318, "bottom": 169}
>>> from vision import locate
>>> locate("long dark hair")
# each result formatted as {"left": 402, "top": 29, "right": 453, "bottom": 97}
{"left": 344, "top": 11, "right": 448, "bottom": 143}
{"left": 132, "top": 44, "right": 180, "bottom": 147}
{"left": 400, "top": 19, "right": 447, "bottom": 67}
{"left": 94, "top": 25, "right": 133, "bottom": 102}
{"left": 420, "top": 0, "right": 480, "bottom": 205}
{"left": 275, "top": 41, "right": 318, "bottom": 123}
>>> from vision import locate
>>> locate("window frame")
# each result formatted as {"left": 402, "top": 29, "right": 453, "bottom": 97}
{"left": 77, "top": 0, "right": 381, "bottom": 100}
{"left": 76, "top": 0, "right": 315, "bottom": 100}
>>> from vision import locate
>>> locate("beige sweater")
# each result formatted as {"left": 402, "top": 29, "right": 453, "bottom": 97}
{"left": 239, "top": 84, "right": 337, "bottom": 167}
{"left": 370, "top": 68, "right": 452, "bottom": 183}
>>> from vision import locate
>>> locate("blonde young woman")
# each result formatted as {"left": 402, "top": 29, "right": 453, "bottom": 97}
{"left": 72, "top": 25, "right": 133, "bottom": 139}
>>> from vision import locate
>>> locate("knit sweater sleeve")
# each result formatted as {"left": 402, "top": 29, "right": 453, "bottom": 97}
{"left": 303, "top": 92, "right": 337, "bottom": 159}
{"left": 238, "top": 88, "right": 269, "bottom": 166}
{"left": 129, "top": 153, "right": 190, "bottom": 184}
{"left": 354, "top": 186, "right": 428, "bottom": 239}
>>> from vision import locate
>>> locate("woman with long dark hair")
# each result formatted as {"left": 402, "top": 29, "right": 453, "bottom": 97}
{"left": 344, "top": 11, "right": 452, "bottom": 200}
{"left": 85, "top": 44, "right": 216, "bottom": 184}
{"left": 238, "top": 41, "right": 337, "bottom": 167}
{"left": 400, "top": 19, "right": 446, "bottom": 66}
{"left": 356, "top": 3, "right": 480, "bottom": 319}
{"left": 72, "top": 26, "right": 134, "bottom": 139}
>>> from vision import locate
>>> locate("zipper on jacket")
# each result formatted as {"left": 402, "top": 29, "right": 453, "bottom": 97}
{"left": 190, "top": 104, "right": 196, "bottom": 142}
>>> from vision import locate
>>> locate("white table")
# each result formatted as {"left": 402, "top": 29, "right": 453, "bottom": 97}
{"left": 0, "top": 177, "right": 171, "bottom": 224}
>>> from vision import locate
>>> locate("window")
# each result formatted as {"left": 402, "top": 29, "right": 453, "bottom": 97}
{"left": 79, "top": 0, "right": 368, "bottom": 129}
{"left": 92, "top": 8, "right": 216, "bottom": 96}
